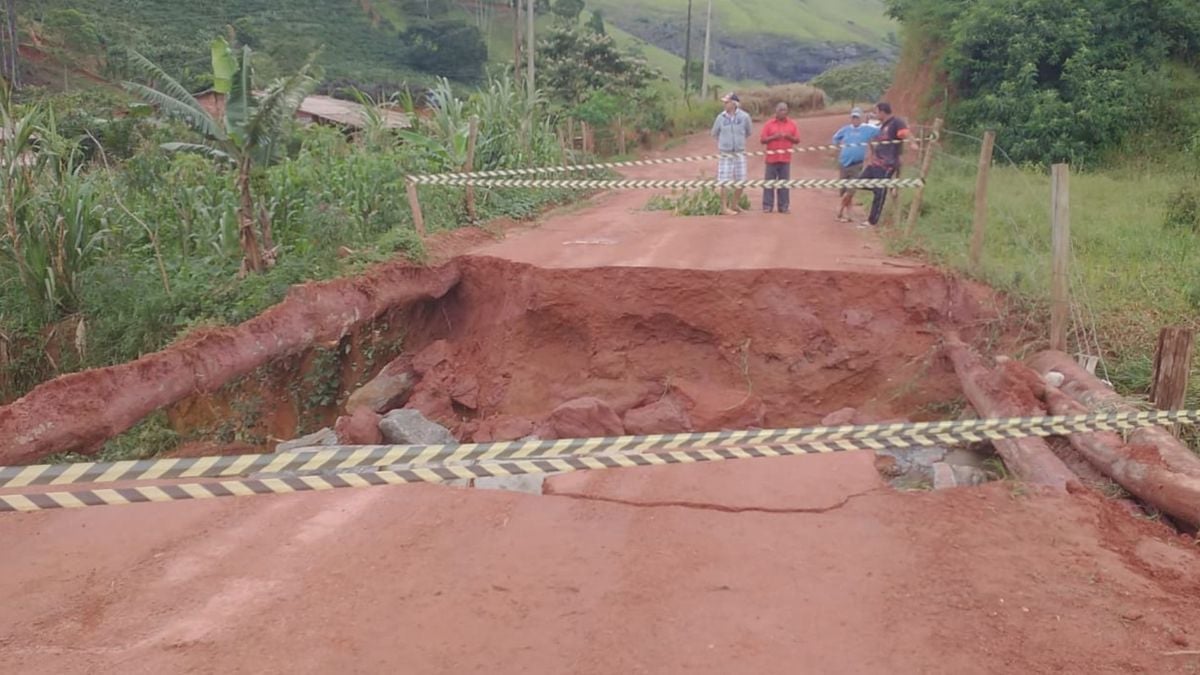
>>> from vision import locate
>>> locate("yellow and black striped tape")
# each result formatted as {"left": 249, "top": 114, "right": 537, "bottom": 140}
{"left": 406, "top": 177, "right": 925, "bottom": 190}
{"left": 0, "top": 444, "right": 833, "bottom": 512}
{"left": 406, "top": 133, "right": 940, "bottom": 181}
{"left": 1, "top": 409, "right": 1196, "bottom": 492}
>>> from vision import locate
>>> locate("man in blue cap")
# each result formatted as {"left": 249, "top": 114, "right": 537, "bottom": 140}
{"left": 711, "top": 92, "right": 753, "bottom": 215}
{"left": 832, "top": 106, "right": 880, "bottom": 223}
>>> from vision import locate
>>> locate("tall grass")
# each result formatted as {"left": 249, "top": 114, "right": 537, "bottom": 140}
{"left": 898, "top": 133, "right": 1200, "bottom": 409}
{"left": 736, "top": 83, "right": 828, "bottom": 118}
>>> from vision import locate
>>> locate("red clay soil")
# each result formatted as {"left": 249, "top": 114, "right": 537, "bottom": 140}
{"left": 0, "top": 262, "right": 460, "bottom": 464}
{"left": 403, "top": 257, "right": 996, "bottom": 441}
{"left": 2, "top": 454, "right": 1200, "bottom": 673}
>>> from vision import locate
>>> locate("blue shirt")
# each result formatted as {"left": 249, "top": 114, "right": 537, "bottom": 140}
{"left": 832, "top": 123, "right": 880, "bottom": 167}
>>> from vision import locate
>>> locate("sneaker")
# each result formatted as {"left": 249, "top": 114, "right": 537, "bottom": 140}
{"left": 724, "top": 209, "right": 740, "bottom": 216}
{"left": 778, "top": 209, "right": 790, "bottom": 214}
{"left": 763, "top": 208, "right": 774, "bottom": 213}
{"left": 857, "top": 221, "right": 876, "bottom": 229}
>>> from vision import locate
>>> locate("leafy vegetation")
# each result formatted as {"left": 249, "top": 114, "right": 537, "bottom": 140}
{"left": 884, "top": 0, "right": 1200, "bottom": 165}
{"left": 892, "top": 137, "right": 1200, "bottom": 411}
{"left": 647, "top": 187, "right": 750, "bottom": 216}
{"left": 0, "top": 60, "right": 577, "bottom": 400}
{"left": 809, "top": 62, "right": 892, "bottom": 104}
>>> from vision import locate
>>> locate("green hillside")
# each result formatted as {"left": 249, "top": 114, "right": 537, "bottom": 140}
{"left": 590, "top": 0, "right": 894, "bottom": 45}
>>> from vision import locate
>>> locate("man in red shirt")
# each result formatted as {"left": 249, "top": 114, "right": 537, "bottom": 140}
{"left": 759, "top": 102, "right": 800, "bottom": 214}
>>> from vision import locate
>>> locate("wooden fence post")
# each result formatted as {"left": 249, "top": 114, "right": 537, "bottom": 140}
{"left": 617, "top": 115, "right": 626, "bottom": 155}
{"left": 904, "top": 117, "right": 944, "bottom": 234}
{"left": 1050, "top": 163, "right": 1071, "bottom": 352}
{"left": 969, "top": 130, "right": 997, "bottom": 268}
{"left": 406, "top": 179, "right": 426, "bottom": 238}
{"left": 1151, "top": 326, "right": 1195, "bottom": 412}
{"left": 464, "top": 115, "right": 479, "bottom": 222}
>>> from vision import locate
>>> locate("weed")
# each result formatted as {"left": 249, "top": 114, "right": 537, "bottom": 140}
{"left": 646, "top": 187, "right": 751, "bottom": 216}
{"left": 44, "top": 411, "right": 180, "bottom": 463}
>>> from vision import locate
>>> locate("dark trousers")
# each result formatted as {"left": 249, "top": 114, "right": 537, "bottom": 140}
{"left": 763, "top": 162, "right": 790, "bottom": 211}
{"left": 862, "top": 164, "right": 896, "bottom": 225}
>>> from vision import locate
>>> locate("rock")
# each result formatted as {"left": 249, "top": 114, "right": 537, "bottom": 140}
{"left": 543, "top": 397, "right": 625, "bottom": 439}
{"left": 821, "top": 407, "right": 858, "bottom": 427}
{"left": 951, "top": 464, "right": 989, "bottom": 487}
{"left": 275, "top": 427, "right": 339, "bottom": 453}
{"left": 623, "top": 397, "right": 692, "bottom": 435}
{"left": 932, "top": 462, "right": 958, "bottom": 490}
{"left": 1043, "top": 371, "right": 1066, "bottom": 388}
{"left": 412, "top": 339, "right": 454, "bottom": 375}
{"left": 473, "top": 474, "right": 547, "bottom": 495}
{"left": 345, "top": 360, "right": 416, "bottom": 414}
{"left": 403, "top": 388, "right": 457, "bottom": 428}
{"left": 334, "top": 408, "right": 384, "bottom": 445}
{"left": 379, "top": 409, "right": 456, "bottom": 445}
{"left": 473, "top": 415, "right": 538, "bottom": 443}
{"left": 448, "top": 374, "right": 480, "bottom": 410}
{"left": 671, "top": 380, "right": 765, "bottom": 430}
{"left": 873, "top": 453, "right": 903, "bottom": 478}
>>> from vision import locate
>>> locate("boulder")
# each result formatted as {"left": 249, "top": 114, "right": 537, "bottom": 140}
{"left": 334, "top": 408, "right": 384, "bottom": 445}
{"left": 932, "top": 462, "right": 958, "bottom": 490}
{"left": 671, "top": 380, "right": 765, "bottom": 430}
{"left": 820, "top": 407, "right": 858, "bottom": 427}
{"left": 379, "top": 409, "right": 456, "bottom": 445}
{"left": 345, "top": 360, "right": 416, "bottom": 414}
{"left": 275, "top": 427, "right": 339, "bottom": 453}
{"left": 623, "top": 397, "right": 692, "bottom": 435}
{"left": 473, "top": 415, "right": 539, "bottom": 443}
{"left": 543, "top": 397, "right": 624, "bottom": 439}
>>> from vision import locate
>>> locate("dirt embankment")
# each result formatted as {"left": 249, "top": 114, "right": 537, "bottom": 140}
{"left": 0, "top": 253, "right": 999, "bottom": 463}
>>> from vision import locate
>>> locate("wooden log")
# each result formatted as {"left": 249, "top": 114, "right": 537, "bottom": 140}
{"left": 968, "top": 130, "right": 996, "bottom": 268}
{"left": 904, "top": 117, "right": 944, "bottom": 234}
{"left": 1008, "top": 360, "right": 1200, "bottom": 528}
{"left": 1050, "top": 164, "right": 1071, "bottom": 351}
{"left": 464, "top": 116, "right": 479, "bottom": 222}
{"left": 944, "top": 335, "right": 1080, "bottom": 491}
{"left": 1151, "top": 326, "right": 1195, "bottom": 412}
{"left": 406, "top": 180, "right": 426, "bottom": 238}
{"left": 1028, "top": 350, "right": 1200, "bottom": 477}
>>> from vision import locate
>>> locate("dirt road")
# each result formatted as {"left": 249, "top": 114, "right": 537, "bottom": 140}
{"left": 2, "top": 114, "right": 1200, "bottom": 674}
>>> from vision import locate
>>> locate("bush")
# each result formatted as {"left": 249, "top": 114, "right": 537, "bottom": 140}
{"left": 809, "top": 62, "right": 894, "bottom": 103}
{"left": 1165, "top": 187, "right": 1200, "bottom": 232}
{"left": 736, "top": 83, "right": 827, "bottom": 118}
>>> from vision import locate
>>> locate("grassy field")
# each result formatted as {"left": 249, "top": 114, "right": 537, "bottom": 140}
{"left": 590, "top": 0, "right": 895, "bottom": 44}
{"left": 893, "top": 135, "right": 1200, "bottom": 408}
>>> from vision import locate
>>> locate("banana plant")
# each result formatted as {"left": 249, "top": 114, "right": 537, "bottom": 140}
{"left": 123, "top": 38, "right": 319, "bottom": 273}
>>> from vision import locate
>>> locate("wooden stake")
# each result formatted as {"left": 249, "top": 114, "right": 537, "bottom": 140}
{"left": 465, "top": 115, "right": 479, "bottom": 222}
{"left": 1151, "top": 327, "right": 1195, "bottom": 413}
{"left": 406, "top": 180, "right": 426, "bottom": 238}
{"left": 904, "top": 117, "right": 944, "bottom": 234}
{"left": 526, "top": 0, "right": 535, "bottom": 99}
{"left": 968, "top": 130, "right": 997, "bottom": 268}
{"left": 617, "top": 115, "right": 626, "bottom": 155}
{"left": 1050, "top": 163, "right": 1071, "bottom": 352}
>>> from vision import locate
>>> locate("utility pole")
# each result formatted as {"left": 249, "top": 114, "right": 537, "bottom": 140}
{"left": 683, "top": 0, "right": 693, "bottom": 99}
{"left": 513, "top": 0, "right": 521, "bottom": 86}
{"left": 526, "top": 0, "right": 535, "bottom": 99}
{"left": 700, "top": 0, "right": 713, "bottom": 99}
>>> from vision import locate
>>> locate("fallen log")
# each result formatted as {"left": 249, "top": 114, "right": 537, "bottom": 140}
{"left": 0, "top": 262, "right": 462, "bottom": 465}
{"left": 1028, "top": 351, "right": 1200, "bottom": 478}
{"left": 943, "top": 336, "right": 1080, "bottom": 492}
{"left": 1001, "top": 359, "right": 1200, "bottom": 528}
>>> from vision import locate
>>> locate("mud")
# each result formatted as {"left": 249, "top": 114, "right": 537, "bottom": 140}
{"left": 398, "top": 256, "right": 995, "bottom": 441}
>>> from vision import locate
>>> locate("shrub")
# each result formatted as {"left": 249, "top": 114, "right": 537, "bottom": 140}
{"left": 1165, "top": 187, "right": 1200, "bottom": 232}
{"left": 809, "top": 62, "right": 894, "bottom": 104}
{"left": 736, "top": 83, "right": 827, "bottom": 118}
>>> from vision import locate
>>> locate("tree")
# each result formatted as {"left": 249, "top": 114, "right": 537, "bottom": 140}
{"left": 537, "top": 26, "right": 661, "bottom": 106}
{"left": 552, "top": 0, "right": 586, "bottom": 24}
{"left": 809, "top": 62, "right": 893, "bottom": 103}
{"left": 124, "top": 38, "right": 319, "bottom": 273}
{"left": 401, "top": 19, "right": 488, "bottom": 81}
{"left": 586, "top": 10, "right": 606, "bottom": 35}
{"left": 681, "top": 60, "right": 703, "bottom": 93}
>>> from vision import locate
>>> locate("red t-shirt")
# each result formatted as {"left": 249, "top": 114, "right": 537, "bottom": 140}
{"left": 761, "top": 118, "right": 799, "bottom": 164}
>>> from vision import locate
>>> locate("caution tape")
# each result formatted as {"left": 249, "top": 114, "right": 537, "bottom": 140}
{"left": 406, "top": 133, "right": 940, "bottom": 181}
{"left": 2, "top": 409, "right": 1196, "bottom": 491}
{"left": 0, "top": 443, "right": 893, "bottom": 513}
{"left": 406, "top": 177, "right": 925, "bottom": 190}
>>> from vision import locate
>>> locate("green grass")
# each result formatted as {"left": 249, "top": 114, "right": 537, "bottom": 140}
{"left": 590, "top": 0, "right": 895, "bottom": 45}
{"left": 605, "top": 23, "right": 756, "bottom": 93}
{"left": 896, "top": 135, "right": 1200, "bottom": 409}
